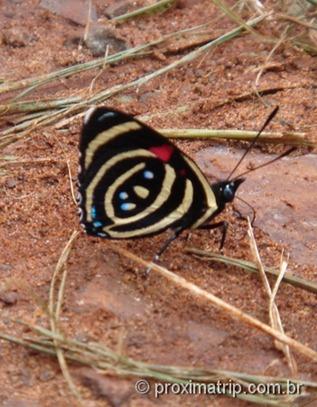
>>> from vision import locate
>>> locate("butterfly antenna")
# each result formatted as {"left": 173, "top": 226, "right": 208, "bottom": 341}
{"left": 226, "top": 106, "right": 279, "bottom": 181}
{"left": 233, "top": 146, "right": 296, "bottom": 179}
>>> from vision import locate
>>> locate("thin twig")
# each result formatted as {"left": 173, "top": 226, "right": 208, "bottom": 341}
{"left": 0, "top": 322, "right": 316, "bottom": 405}
{"left": 210, "top": 0, "right": 265, "bottom": 39}
{"left": 270, "top": 252, "right": 297, "bottom": 374}
{"left": 88, "top": 45, "right": 109, "bottom": 95}
{"left": 0, "top": 14, "right": 268, "bottom": 149}
{"left": 161, "top": 128, "right": 309, "bottom": 145}
{"left": 277, "top": 13, "right": 317, "bottom": 31}
{"left": 83, "top": 0, "right": 93, "bottom": 42}
{"left": 186, "top": 248, "right": 317, "bottom": 294}
{"left": 110, "top": 244, "right": 317, "bottom": 362}
{"left": 247, "top": 220, "right": 297, "bottom": 375}
{"left": 66, "top": 160, "right": 77, "bottom": 206}
{"left": 112, "top": 0, "right": 176, "bottom": 22}
{"left": 0, "top": 21, "right": 215, "bottom": 97}
{"left": 254, "top": 25, "right": 290, "bottom": 105}
{"left": 48, "top": 231, "right": 82, "bottom": 403}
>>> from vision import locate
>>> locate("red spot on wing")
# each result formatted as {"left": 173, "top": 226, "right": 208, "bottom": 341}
{"left": 149, "top": 144, "right": 174, "bottom": 162}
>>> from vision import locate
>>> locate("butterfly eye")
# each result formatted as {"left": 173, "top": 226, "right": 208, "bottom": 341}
{"left": 223, "top": 184, "right": 234, "bottom": 201}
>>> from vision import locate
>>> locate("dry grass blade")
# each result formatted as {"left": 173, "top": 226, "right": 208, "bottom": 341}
{"left": 0, "top": 14, "right": 267, "bottom": 150}
{"left": 88, "top": 45, "right": 109, "bottom": 94}
{"left": 161, "top": 128, "right": 309, "bottom": 145}
{"left": 186, "top": 247, "right": 317, "bottom": 294}
{"left": 210, "top": 0, "right": 266, "bottom": 38}
{"left": 254, "top": 25, "right": 290, "bottom": 105}
{"left": 111, "top": 245, "right": 317, "bottom": 362}
{"left": 277, "top": 13, "right": 317, "bottom": 31}
{"left": 0, "top": 241, "right": 316, "bottom": 404}
{"left": 0, "top": 324, "right": 316, "bottom": 405}
{"left": 293, "top": 39, "right": 317, "bottom": 55}
{"left": 0, "top": 21, "right": 214, "bottom": 98}
{"left": 113, "top": 0, "right": 176, "bottom": 22}
{"left": 48, "top": 230, "right": 82, "bottom": 403}
{"left": 212, "top": 0, "right": 317, "bottom": 55}
{"left": 88, "top": 14, "right": 267, "bottom": 106}
{"left": 66, "top": 159, "right": 77, "bottom": 206}
{"left": 247, "top": 220, "right": 297, "bottom": 375}
{"left": 271, "top": 253, "right": 298, "bottom": 375}
{"left": 83, "top": 0, "right": 93, "bottom": 42}
{"left": 0, "top": 97, "right": 80, "bottom": 115}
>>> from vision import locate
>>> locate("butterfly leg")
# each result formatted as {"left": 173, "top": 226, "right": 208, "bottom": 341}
{"left": 199, "top": 221, "right": 228, "bottom": 250}
{"left": 234, "top": 197, "right": 256, "bottom": 226}
{"left": 145, "top": 227, "right": 183, "bottom": 274}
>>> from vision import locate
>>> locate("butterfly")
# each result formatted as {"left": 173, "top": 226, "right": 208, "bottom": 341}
{"left": 77, "top": 106, "right": 292, "bottom": 263}
{"left": 77, "top": 106, "right": 246, "bottom": 261}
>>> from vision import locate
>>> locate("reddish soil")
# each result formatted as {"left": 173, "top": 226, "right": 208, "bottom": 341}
{"left": 0, "top": 1, "right": 316, "bottom": 406}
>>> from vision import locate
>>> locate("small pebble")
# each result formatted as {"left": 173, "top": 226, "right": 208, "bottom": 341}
{"left": 3, "top": 28, "right": 35, "bottom": 47}
{"left": 104, "top": 0, "right": 132, "bottom": 18}
{"left": 38, "top": 368, "right": 56, "bottom": 382}
{"left": 5, "top": 178, "right": 17, "bottom": 189}
{"left": 85, "top": 24, "right": 127, "bottom": 57}
{"left": 0, "top": 291, "right": 19, "bottom": 305}
{"left": 40, "top": 0, "right": 97, "bottom": 26}
{"left": 0, "top": 264, "right": 13, "bottom": 272}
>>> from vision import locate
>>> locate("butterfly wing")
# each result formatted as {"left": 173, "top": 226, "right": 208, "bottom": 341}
{"left": 78, "top": 107, "right": 217, "bottom": 238}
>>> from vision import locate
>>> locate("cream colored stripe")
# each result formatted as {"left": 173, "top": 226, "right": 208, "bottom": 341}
{"left": 106, "top": 179, "right": 193, "bottom": 238}
{"left": 191, "top": 206, "right": 217, "bottom": 229}
{"left": 105, "top": 163, "right": 176, "bottom": 226}
{"left": 84, "top": 121, "right": 141, "bottom": 168}
{"left": 183, "top": 156, "right": 217, "bottom": 228}
{"left": 85, "top": 149, "right": 153, "bottom": 222}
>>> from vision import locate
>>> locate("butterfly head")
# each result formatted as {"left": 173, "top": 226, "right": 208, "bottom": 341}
{"left": 212, "top": 178, "right": 245, "bottom": 210}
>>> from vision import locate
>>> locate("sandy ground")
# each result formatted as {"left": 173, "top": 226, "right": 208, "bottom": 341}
{"left": 0, "top": 0, "right": 316, "bottom": 406}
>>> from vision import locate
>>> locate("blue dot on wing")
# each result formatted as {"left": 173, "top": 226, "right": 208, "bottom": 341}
{"left": 93, "top": 221, "right": 103, "bottom": 228}
{"left": 91, "top": 206, "right": 97, "bottom": 219}
{"left": 121, "top": 202, "right": 136, "bottom": 211}
{"left": 143, "top": 170, "right": 154, "bottom": 179}
{"left": 119, "top": 191, "right": 129, "bottom": 200}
